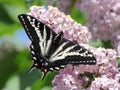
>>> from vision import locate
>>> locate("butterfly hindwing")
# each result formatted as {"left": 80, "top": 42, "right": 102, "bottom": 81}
{"left": 49, "top": 39, "right": 96, "bottom": 65}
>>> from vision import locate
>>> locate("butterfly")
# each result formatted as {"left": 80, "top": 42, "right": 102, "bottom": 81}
{"left": 18, "top": 14, "right": 96, "bottom": 80}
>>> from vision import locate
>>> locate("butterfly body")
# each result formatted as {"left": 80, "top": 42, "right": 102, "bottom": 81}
{"left": 18, "top": 14, "right": 96, "bottom": 79}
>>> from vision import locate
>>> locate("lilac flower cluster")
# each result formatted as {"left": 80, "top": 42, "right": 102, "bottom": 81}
{"left": 28, "top": 6, "right": 120, "bottom": 90}
{"left": 53, "top": 45, "right": 120, "bottom": 90}
{"left": 47, "top": 0, "right": 81, "bottom": 14}
{"left": 89, "top": 75, "right": 120, "bottom": 90}
{"left": 80, "top": 0, "right": 120, "bottom": 48}
{"left": 47, "top": 0, "right": 72, "bottom": 14}
{"left": 29, "top": 5, "right": 89, "bottom": 44}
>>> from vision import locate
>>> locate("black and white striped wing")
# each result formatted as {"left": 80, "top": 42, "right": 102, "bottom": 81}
{"left": 49, "top": 40, "right": 96, "bottom": 66}
{"left": 18, "top": 14, "right": 96, "bottom": 72}
{"left": 18, "top": 14, "right": 56, "bottom": 58}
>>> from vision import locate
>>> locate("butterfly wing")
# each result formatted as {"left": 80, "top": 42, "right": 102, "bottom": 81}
{"left": 18, "top": 14, "right": 56, "bottom": 58}
{"left": 48, "top": 38, "right": 96, "bottom": 71}
{"left": 18, "top": 14, "right": 96, "bottom": 79}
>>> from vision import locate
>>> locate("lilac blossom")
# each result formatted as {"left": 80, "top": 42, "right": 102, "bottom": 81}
{"left": 47, "top": 0, "right": 81, "bottom": 14}
{"left": 53, "top": 45, "right": 120, "bottom": 90}
{"left": 88, "top": 75, "right": 120, "bottom": 90}
{"left": 47, "top": 0, "right": 120, "bottom": 48}
{"left": 81, "top": 0, "right": 120, "bottom": 48}
{"left": 47, "top": 0, "right": 72, "bottom": 14}
{"left": 29, "top": 5, "right": 89, "bottom": 44}
{"left": 28, "top": 5, "right": 120, "bottom": 90}
{"left": 52, "top": 65, "right": 80, "bottom": 90}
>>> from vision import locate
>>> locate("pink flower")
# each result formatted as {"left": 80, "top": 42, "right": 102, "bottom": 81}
{"left": 52, "top": 65, "right": 81, "bottom": 90}
{"left": 89, "top": 75, "right": 120, "bottom": 90}
{"left": 85, "top": 46, "right": 119, "bottom": 78}
{"left": 27, "top": 5, "right": 120, "bottom": 90}
{"left": 29, "top": 5, "right": 89, "bottom": 44}
{"left": 52, "top": 45, "right": 119, "bottom": 90}
{"left": 81, "top": 0, "right": 120, "bottom": 48}
{"left": 47, "top": 0, "right": 81, "bottom": 14}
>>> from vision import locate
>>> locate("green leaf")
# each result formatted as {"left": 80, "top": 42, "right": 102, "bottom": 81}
{"left": 31, "top": 72, "right": 57, "bottom": 90}
{"left": 0, "top": 4, "right": 14, "bottom": 24}
{"left": 0, "top": 44, "right": 31, "bottom": 90}
{"left": 0, "top": 3, "right": 28, "bottom": 37}
{"left": 14, "top": 49, "right": 31, "bottom": 72}
{"left": 0, "top": 0, "right": 26, "bottom": 7}
{"left": 89, "top": 40, "right": 113, "bottom": 49}
{"left": 5, "top": 75, "right": 20, "bottom": 90}
{"left": 0, "top": 22, "right": 21, "bottom": 37}
{"left": 117, "top": 57, "right": 120, "bottom": 67}
{"left": 19, "top": 70, "right": 42, "bottom": 90}
{"left": 25, "top": 0, "right": 48, "bottom": 7}
{"left": 41, "top": 86, "right": 51, "bottom": 90}
{"left": 0, "top": 49, "right": 19, "bottom": 89}
{"left": 70, "top": 8, "right": 87, "bottom": 24}
{"left": 102, "top": 40, "right": 113, "bottom": 49}
{"left": 89, "top": 40, "right": 103, "bottom": 48}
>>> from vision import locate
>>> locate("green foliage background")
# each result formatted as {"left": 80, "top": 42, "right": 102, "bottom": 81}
{"left": 0, "top": 0, "right": 119, "bottom": 90}
{"left": 0, "top": 0, "right": 56, "bottom": 90}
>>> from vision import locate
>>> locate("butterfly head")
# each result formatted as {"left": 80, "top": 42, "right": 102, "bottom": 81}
{"left": 29, "top": 58, "right": 49, "bottom": 80}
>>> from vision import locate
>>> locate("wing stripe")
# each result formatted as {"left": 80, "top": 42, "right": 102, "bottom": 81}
{"left": 50, "top": 44, "right": 77, "bottom": 61}
{"left": 43, "top": 25, "right": 47, "bottom": 53}
{"left": 19, "top": 14, "right": 58, "bottom": 57}
{"left": 49, "top": 42, "right": 96, "bottom": 63}
{"left": 27, "top": 16, "right": 46, "bottom": 56}
{"left": 50, "top": 42, "right": 69, "bottom": 59}
{"left": 27, "top": 16, "right": 43, "bottom": 41}
{"left": 45, "top": 31, "right": 53, "bottom": 55}
{"left": 43, "top": 25, "right": 47, "bottom": 41}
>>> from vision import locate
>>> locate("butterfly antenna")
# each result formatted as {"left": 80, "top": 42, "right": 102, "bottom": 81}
{"left": 29, "top": 65, "right": 36, "bottom": 73}
{"left": 41, "top": 72, "right": 47, "bottom": 81}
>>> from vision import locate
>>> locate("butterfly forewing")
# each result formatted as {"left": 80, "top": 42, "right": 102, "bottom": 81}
{"left": 18, "top": 14, "right": 56, "bottom": 57}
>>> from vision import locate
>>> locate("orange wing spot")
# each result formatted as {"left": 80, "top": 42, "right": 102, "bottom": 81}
{"left": 44, "top": 69, "right": 47, "bottom": 72}
{"left": 42, "top": 62, "right": 44, "bottom": 66}
{"left": 34, "top": 63, "right": 38, "bottom": 67}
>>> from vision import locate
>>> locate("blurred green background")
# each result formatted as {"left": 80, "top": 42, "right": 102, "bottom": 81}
{"left": 0, "top": 0, "right": 57, "bottom": 90}
{"left": 0, "top": 0, "right": 119, "bottom": 90}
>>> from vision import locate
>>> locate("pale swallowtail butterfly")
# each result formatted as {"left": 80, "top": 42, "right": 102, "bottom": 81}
{"left": 18, "top": 14, "right": 96, "bottom": 80}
